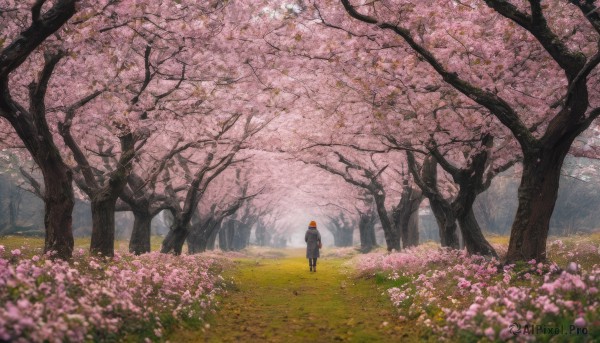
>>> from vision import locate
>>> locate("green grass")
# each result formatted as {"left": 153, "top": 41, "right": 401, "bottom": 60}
{"left": 546, "top": 232, "right": 600, "bottom": 270}
{"left": 0, "top": 235, "right": 165, "bottom": 256}
{"left": 169, "top": 248, "right": 434, "bottom": 343}
{"left": 486, "top": 235, "right": 510, "bottom": 245}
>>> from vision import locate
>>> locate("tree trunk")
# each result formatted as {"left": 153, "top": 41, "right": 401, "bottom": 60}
{"left": 232, "top": 227, "right": 242, "bottom": 250}
{"left": 339, "top": 228, "right": 353, "bottom": 247}
{"left": 43, "top": 163, "right": 75, "bottom": 259}
{"left": 418, "top": 155, "right": 459, "bottom": 249}
{"left": 456, "top": 208, "right": 498, "bottom": 258}
{"left": 329, "top": 221, "right": 353, "bottom": 247}
{"left": 206, "top": 222, "right": 221, "bottom": 250}
{"left": 187, "top": 230, "right": 208, "bottom": 254}
{"left": 231, "top": 223, "right": 250, "bottom": 251}
{"left": 186, "top": 221, "right": 203, "bottom": 254}
{"left": 13, "top": 129, "right": 76, "bottom": 259}
{"left": 405, "top": 203, "right": 420, "bottom": 248}
{"left": 161, "top": 223, "right": 190, "bottom": 255}
{"left": 219, "top": 221, "right": 235, "bottom": 251}
{"left": 368, "top": 223, "right": 377, "bottom": 249}
{"left": 358, "top": 213, "right": 377, "bottom": 253}
{"left": 8, "top": 188, "right": 19, "bottom": 229}
{"left": 255, "top": 222, "right": 267, "bottom": 246}
{"left": 373, "top": 194, "right": 400, "bottom": 251}
{"left": 0, "top": 180, "right": 27, "bottom": 235}
{"left": 218, "top": 227, "right": 227, "bottom": 251}
{"left": 187, "top": 218, "right": 223, "bottom": 254}
{"left": 428, "top": 197, "right": 460, "bottom": 249}
{"left": 329, "top": 225, "right": 342, "bottom": 247}
{"left": 394, "top": 185, "right": 423, "bottom": 249}
{"left": 0, "top": 177, "right": 9, "bottom": 234}
{"left": 236, "top": 224, "right": 252, "bottom": 250}
{"left": 506, "top": 146, "right": 569, "bottom": 262}
{"left": 129, "top": 210, "right": 152, "bottom": 255}
{"left": 332, "top": 229, "right": 342, "bottom": 247}
{"left": 327, "top": 224, "right": 341, "bottom": 247}
{"left": 227, "top": 222, "right": 235, "bottom": 250}
{"left": 89, "top": 192, "right": 117, "bottom": 257}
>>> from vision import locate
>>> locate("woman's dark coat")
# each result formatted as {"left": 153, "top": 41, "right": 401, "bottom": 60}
{"left": 305, "top": 227, "right": 321, "bottom": 258}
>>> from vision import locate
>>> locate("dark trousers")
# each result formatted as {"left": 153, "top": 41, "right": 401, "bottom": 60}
{"left": 309, "top": 258, "right": 317, "bottom": 267}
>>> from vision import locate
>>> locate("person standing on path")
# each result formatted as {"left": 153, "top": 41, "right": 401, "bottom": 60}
{"left": 305, "top": 220, "right": 322, "bottom": 272}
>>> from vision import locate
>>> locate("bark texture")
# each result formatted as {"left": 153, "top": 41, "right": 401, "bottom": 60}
{"left": 161, "top": 214, "right": 190, "bottom": 255}
{"left": 358, "top": 208, "right": 378, "bottom": 253}
{"left": 410, "top": 154, "right": 460, "bottom": 249}
{"left": 129, "top": 209, "right": 153, "bottom": 255}
{"left": 393, "top": 182, "right": 423, "bottom": 249}
{"left": 506, "top": 143, "right": 573, "bottom": 262}
{"left": 42, "top": 162, "right": 75, "bottom": 259}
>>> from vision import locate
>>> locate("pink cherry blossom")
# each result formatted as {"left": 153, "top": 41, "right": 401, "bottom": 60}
{"left": 0, "top": 250, "right": 230, "bottom": 341}
{"left": 353, "top": 240, "right": 600, "bottom": 341}
{"left": 574, "top": 317, "right": 586, "bottom": 328}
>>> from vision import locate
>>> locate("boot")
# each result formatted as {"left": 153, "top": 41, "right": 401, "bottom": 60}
{"left": 309, "top": 265, "right": 313, "bottom": 272}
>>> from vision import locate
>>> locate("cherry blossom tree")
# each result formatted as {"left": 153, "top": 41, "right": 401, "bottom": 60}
{"left": 160, "top": 115, "right": 265, "bottom": 255}
{"left": 308, "top": 146, "right": 404, "bottom": 251}
{"left": 188, "top": 200, "right": 247, "bottom": 253}
{"left": 384, "top": 124, "right": 517, "bottom": 257}
{"left": 0, "top": 0, "right": 82, "bottom": 259}
{"left": 57, "top": 105, "right": 147, "bottom": 257}
{"left": 3, "top": 0, "right": 597, "bottom": 267}
{"left": 255, "top": 4, "right": 511, "bottom": 255}
{"left": 0, "top": 0, "right": 232, "bottom": 259}
{"left": 2, "top": 0, "right": 291, "bottom": 257}
{"left": 187, "top": 165, "right": 264, "bottom": 253}
{"left": 115, "top": 137, "right": 200, "bottom": 254}
{"left": 335, "top": 0, "right": 600, "bottom": 262}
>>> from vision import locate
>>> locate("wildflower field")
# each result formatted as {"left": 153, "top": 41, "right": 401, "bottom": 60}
{"left": 2, "top": 234, "right": 599, "bottom": 342}
{"left": 0, "top": 238, "right": 230, "bottom": 342}
{"left": 352, "top": 234, "right": 600, "bottom": 342}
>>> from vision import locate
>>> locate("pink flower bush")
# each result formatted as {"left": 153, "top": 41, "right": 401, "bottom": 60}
{"left": 0, "top": 248, "right": 228, "bottom": 342}
{"left": 353, "top": 240, "right": 600, "bottom": 341}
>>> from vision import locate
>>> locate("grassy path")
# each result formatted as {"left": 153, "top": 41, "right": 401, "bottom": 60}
{"left": 170, "top": 249, "right": 422, "bottom": 342}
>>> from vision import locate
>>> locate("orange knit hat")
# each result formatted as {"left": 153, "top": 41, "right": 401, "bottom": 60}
{"left": 309, "top": 220, "right": 317, "bottom": 228}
